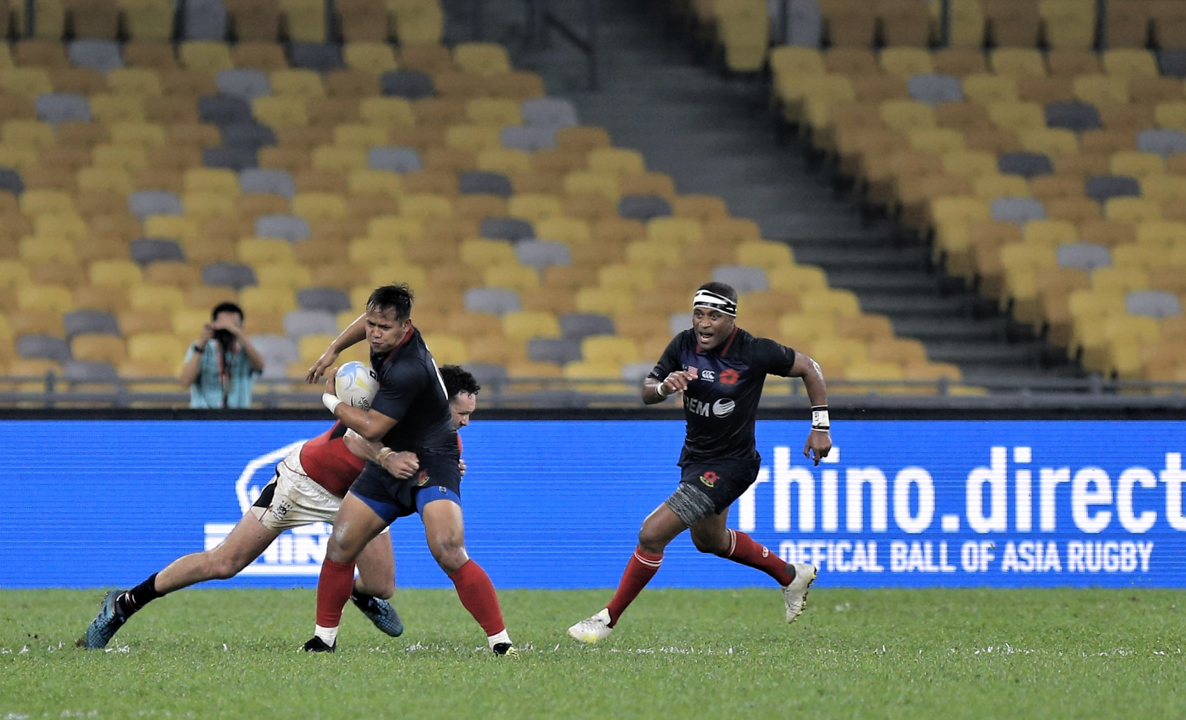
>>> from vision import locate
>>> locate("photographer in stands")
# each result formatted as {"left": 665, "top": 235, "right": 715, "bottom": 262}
{"left": 179, "top": 302, "right": 265, "bottom": 409}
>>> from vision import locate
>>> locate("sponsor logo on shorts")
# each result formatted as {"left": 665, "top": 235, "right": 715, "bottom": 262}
{"left": 416, "top": 470, "right": 430, "bottom": 486}
{"left": 713, "top": 399, "right": 736, "bottom": 417}
{"left": 700, "top": 471, "right": 719, "bottom": 488}
{"left": 701, "top": 369, "right": 715, "bottom": 382}
{"left": 719, "top": 368, "right": 740, "bottom": 385}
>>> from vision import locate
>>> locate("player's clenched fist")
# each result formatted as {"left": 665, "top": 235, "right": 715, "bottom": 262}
{"left": 660, "top": 369, "right": 698, "bottom": 395}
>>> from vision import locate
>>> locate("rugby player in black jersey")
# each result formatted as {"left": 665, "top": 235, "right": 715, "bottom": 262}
{"left": 568, "top": 281, "right": 832, "bottom": 643}
{"left": 302, "top": 284, "right": 516, "bottom": 655}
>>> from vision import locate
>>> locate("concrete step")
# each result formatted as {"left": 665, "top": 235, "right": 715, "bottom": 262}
{"left": 858, "top": 293, "right": 974, "bottom": 317}
{"left": 826, "top": 272, "right": 945, "bottom": 294}
{"left": 892, "top": 316, "right": 1011, "bottom": 342}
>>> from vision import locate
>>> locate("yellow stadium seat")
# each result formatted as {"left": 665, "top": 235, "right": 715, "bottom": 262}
{"left": 991, "top": 49, "right": 1048, "bottom": 77}
{"left": 280, "top": 0, "right": 326, "bottom": 42}
{"left": 0, "top": 260, "right": 32, "bottom": 288}
{"left": 270, "top": 69, "right": 324, "bottom": 97}
{"left": 345, "top": 238, "right": 404, "bottom": 267}
{"left": 20, "top": 189, "right": 75, "bottom": 216}
{"left": 736, "top": 240, "right": 794, "bottom": 268}
{"left": 345, "top": 42, "right": 399, "bottom": 72}
{"left": 312, "top": 146, "right": 369, "bottom": 173}
{"left": 940, "top": 151, "right": 999, "bottom": 180}
{"left": 389, "top": 0, "right": 445, "bottom": 44}
{"left": 777, "top": 313, "right": 837, "bottom": 345}
{"left": 18, "top": 283, "right": 74, "bottom": 314}
{"left": 1040, "top": 0, "right": 1096, "bottom": 49}
{"left": 768, "top": 264, "right": 829, "bottom": 293}
{"left": 74, "top": 167, "right": 130, "bottom": 195}
{"left": 1021, "top": 128, "right": 1078, "bottom": 156}
{"left": 72, "top": 334, "right": 127, "bottom": 365}
{"left": 367, "top": 263, "right": 427, "bottom": 288}
{"left": 484, "top": 263, "right": 539, "bottom": 291}
{"left": 1092, "top": 266, "right": 1149, "bottom": 293}
{"left": 0, "top": 68, "right": 53, "bottom": 96}
{"left": 184, "top": 168, "right": 239, "bottom": 196}
{"left": 399, "top": 193, "right": 452, "bottom": 220}
{"left": 129, "top": 284, "right": 185, "bottom": 312}
{"left": 460, "top": 238, "right": 517, "bottom": 267}
{"left": 110, "top": 121, "right": 167, "bottom": 147}
{"left": 453, "top": 42, "right": 511, "bottom": 75}
{"left": 333, "top": 123, "right": 389, "bottom": 148}
{"left": 810, "top": 336, "right": 868, "bottom": 371}
{"left": 144, "top": 216, "right": 200, "bottom": 242}
{"left": 1141, "top": 176, "right": 1186, "bottom": 203}
{"left": 1023, "top": 219, "right": 1078, "bottom": 245}
{"left": 359, "top": 97, "right": 416, "bottom": 126}
{"left": 598, "top": 263, "right": 654, "bottom": 291}
{"left": 575, "top": 286, "right": 635, "bottom": 317}
{"left": 536, "top": 217, "right": 590, "bottom": 245}
{"left": 466, "top": 98, "right": 521, "bottom": 127}
{"left": 878, "top": 99, "right": 935, "bottom": 132}
{"left": 239, "top": 286, "right": 298, "bottom": 315}
{"left": 1103, "top": 49, "right": 1159, "bottom": 77}
{"left": 623, "top": 239, "right": 680, "bottom": 268}
{"left": 505, "top": 194, "right": 561, "bottom": 223}
{"left": 348, "top": 169, "right": 402, "bottom": 199}
{"left": 1073, "top": 75, "right": 1129, "bottom": 106}
{"left": 179, "top": 41, "right": 234, "bottom": 72}
{"left": 0, "top": 144, "right": 39, "bottom": 171}
{"left": 962, "top": 74, "right": 1019, "bottom": 104}
{"left": 1111, "top": 244, "right": 1162, "bottom": 270}
{"left": 908, "top": 128, "right": 965, "bottom": 154}
{"left": 182, "top": 192, "right": 236, "bottom": 219}
{"left": 238, "top": 237, "right": 294, "bottom": 265}
{"left": 879, "top": 47, "right": 934, "bottom": 77}
{"left": 587, "top": 148, "right": 646, "bottom": 177}
{"left": 501, "top": 310, "right": 561, "bottom": 341}
{"left": 1109, "top": 151, "right": 1164, "bottom": 179}
{"left": 421, "top": 332, "right": 469, "bottom": 364}
{"left": 293, "top": 192, "right": 348, "bottom": 220}
{"left": 367, "top": 216, "right": 423, "bottom": 242}
{"left": 1155, "top": 102, "right": 1186, "bottom": 132}
{"left": 2, "top": 120, "right": 53, "bottom": 148}
{"left": 89, "top": 94, "right": 146, "bottom": 125}
{"left": 770, "top": 46, "right": 825, "bottom": 78}
{"left": 253, "top": 96, "right": 308, "bottom": 129}
{"left": 1001, "top": 243, "right": 1058, "bottom": 274}
{"left": 646, "top": 217, "right": 702, "bottom": 245}
{"left": 476, "top": 148, "right": 531, "bottom": 176}
{"left": 1105, "top": 197, "right": 1161, "bottom": 224}
{"left": 254, "top": 264, "right": 313, "bottom": 289}
{"left": 92, "top": 144, "right": 149, "bottom": 172}
{"left": 974, "top": 174, "right": 1031, "bottom": 200}
{"left": 1136, "top": 220, "right": 1186, "bottom": 247}
{"left": 444, "top": 124, "right": 502, "bottom": 153}
{"left": 20, "top": 237, "right": 76, "bottom": 264}
{"left": 986, "top": 102, "right": 1047, "bottom": 132}
{"left": 582, "top": 335, "right": 639, "bottom": 365}
{"left": 801, "top": 289, "right": 860, "bottom": 317}
{"left": 107, "top": 68, "right": 163, "bottom": 96}
{"left": 563, "top": 171, "right": 620, "bottom": 201}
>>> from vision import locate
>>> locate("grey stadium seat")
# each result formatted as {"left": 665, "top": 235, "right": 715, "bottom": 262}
{"left": 515, "top": 239, "right": 571, "bottom": 271}
{"left": 500, "top": 126, "right": 557, "bottom": 151}
{"left": 380, "top": 69, "right": 435, "bottom": 99}
{"left": 480, "top": 217, "right": 534, "bottom": 241}
{"left": 63, "top": 360, "right": 118, "bottom": 383}
{"left": 1044, "top": 102, "right": 1101, "bottom": 133}
{"left": 203, "top": 145, "right": 258, "bottom": 171}
{"left": 1057, "top": 242, "right": 1112, "bottom": 271}
{"left": 527, "top": 337, "right": 582, "bottom": 365}
{"left": 907, "top": 74, "right": 964, "bottom": 106}
{"left": 459, "top": 171, "right": 513, "bottom": 197}
{"left": 68, "top": 40, "right": 123, "bottom": 72}
{"left": 283, "top": 309, "right": 338, "bottom": 338}
{"left": 368, "top": 146, "right": 422, "bottom": 173}
{"left": 1084, "top": 174, "right": 1141, "bottom": 202}
{"left": 465, "top": 362, "right": 508, "bottom": 390}
{"left": 991, "top": 197, "right": 1046, "bottom": 224}
{"left": 998, "top": 151, "right": 1054, "bottom": 178}
{"left": 783, "top": 0, "right": 823, "bottom": 46}
{"left": 618, "top": 195, "right": 673, "bottom": 221}
{"left": 297, "top": 287, "right": 352, "bottom": 313}
{"left": 621, "top": 361, "right": 654, "bottom": 384}
{"left": 240, "top": 168, "right": 296, "bottom": 198}
{"left": 1126, "top": 290, "right": 1182, "bottom": 319}
{"left": 521, "top": 98, "right": 579, "bottom": 127}
{"left": 63, "top": 310, "right": 120, "bottom": 338}
{"left": 184, "top": 0, "right": 228, "bottom": 39}
{"left": 220, "top": 121, "right": 276, "bottom": 148}
{"left": 202, "top": 262, "right": 257, "bottom": 289}
{"left": 216, "top": 69, "right": 272, "bottom": 100}
{"left": 1159, "top": 50, "right": 1186, "bottom": 79}
{"left": 713, "top": 265, "right": 770, "bottom": 294}
{"left": 255, "top": 214, "right": 310, "bottom": 241}
{"left": 290, "top": 44, "right": 344, "bottom": 72}
{"left": 198, "top": 95, "right": 252, "bottom": 124}
{"left": 561, "top": 313, "right": 615, "bottom": 340}
{"left": 464, "top": 287, "right": 521, "bottom": 315}
{"left": 0, "top": 168, "right": 24, "bottom": 194}
{"left": 250, "top": 334, "right": 299, "bottom": 379}
{"left": 669, "top": 312, "right": 691, "bottom": 335}
{"left": 1136, "top": 129, "right": 1186, "bottom": 158}
{"left": 128, "top": 190, "right": 183, "bottom": 219}
{"left": 36, "top": 93, "right": 91, "bottom": 124}
{"left": 18, "top": 335, "right": 71, "bottom": 362}
{"left": 129, "top": 238, "right": 186, "bottom": 265}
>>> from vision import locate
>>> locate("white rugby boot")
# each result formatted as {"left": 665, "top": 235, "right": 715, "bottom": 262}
{"left": 782, "top": 563, "right": 817, "bottom": 623}
{"left": 567, "top": 608, "right": 613, "bottom": 644}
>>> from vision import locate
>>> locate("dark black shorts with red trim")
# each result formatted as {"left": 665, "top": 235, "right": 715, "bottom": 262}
{"left": 667, "top": 455, "right": 762, "bottom": 524}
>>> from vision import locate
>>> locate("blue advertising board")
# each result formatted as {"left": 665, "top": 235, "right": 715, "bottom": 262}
{"left": 2, "top": 419, "right": 1184, "bottom": 589}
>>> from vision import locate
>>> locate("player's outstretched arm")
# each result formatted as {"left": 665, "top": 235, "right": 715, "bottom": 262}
{"left": 306, "top": 314, "right": 367, "bottom": 383}
{"left": 642, "top": 370, "right": 697, "bottom": 405}
{"left": 323, "top": 373, "right": 398, "bottom": 442}
{"left": 790, "top": 351, "right": 832, "bottom": 466}
{"left": 343, "top": 430, "right": 420, "bottom": 479}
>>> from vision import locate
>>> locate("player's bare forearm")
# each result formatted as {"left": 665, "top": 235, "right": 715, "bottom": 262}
{"left": 790, "top": 351, "right": 828, "bottom": 407}
{"left": 330, "top": 315, "right": 368, "bottom": 354}
{"left": 343, "top": 429, "right": 383, "bottom": 462}
{"left": 333, "top": 405, "right": 397, "bottom": 443}
{"left": 642, "top": 378, "right": 665, "bottom": 405}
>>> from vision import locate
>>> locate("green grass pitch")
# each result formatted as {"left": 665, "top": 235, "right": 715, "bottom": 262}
{"left": 2, "top": 587, "right": 1185, "bottom": 719}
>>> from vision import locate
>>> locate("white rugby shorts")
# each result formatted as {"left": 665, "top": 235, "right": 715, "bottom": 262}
{"left": 251, "top": 443, "right": 386, "bottom": 533}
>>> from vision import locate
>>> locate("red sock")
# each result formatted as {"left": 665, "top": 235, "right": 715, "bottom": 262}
{"left": 605, "top": 547, "right": 663, "bottom": 627}
{"left": 448, "top": 560, "right": 506, "bottom": 636}
{"left": 725, "top": 529, "right": 793, "bottom": 585}
{"left": 316, "top": 558, "right": 356, "bottom": 628}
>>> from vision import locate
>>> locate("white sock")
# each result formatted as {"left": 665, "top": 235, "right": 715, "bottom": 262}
{"left": 487, "top": 629, "right": 511, "bottom": 650}
{"left": 314, "top": 624, "right": 338, "bottom": 647}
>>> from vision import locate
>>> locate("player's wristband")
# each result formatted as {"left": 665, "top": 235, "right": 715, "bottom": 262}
{"left": 322, "top": 393, "right": 343, "bottom": 414}
{"left": 376, "top": 447, "right": 394, "bottom": 465}
{"left": 811, "top": 405, "right": 830, "bottom": 431}
{"left": 656, "top": 381, "right": 669, "bottom": 398}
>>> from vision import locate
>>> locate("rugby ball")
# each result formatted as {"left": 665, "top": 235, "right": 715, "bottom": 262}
{"left": 335, "top": 361, "right": 378, "bottom": 410}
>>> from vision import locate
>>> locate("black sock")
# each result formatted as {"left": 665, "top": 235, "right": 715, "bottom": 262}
{"left": 119, "top": 573, "right": 163, "bottom": 616}
{"left": 351, "top": 585, "right": 374, "bottom": 605}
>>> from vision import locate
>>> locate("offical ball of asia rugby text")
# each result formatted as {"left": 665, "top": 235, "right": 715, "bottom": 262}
{"left": 335, "top": 361, "right": 378, "bottom": 410}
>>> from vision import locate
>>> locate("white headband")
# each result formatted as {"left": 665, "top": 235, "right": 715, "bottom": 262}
{"left": 693, "top": 289, "right": 737, "bottom": 317}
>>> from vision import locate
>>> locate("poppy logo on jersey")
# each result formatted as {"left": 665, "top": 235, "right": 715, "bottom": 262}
{"left": 700, "top": 471, "right": 719, "bottom": 488}
{"left": 713, "top": 399, "right": 736, "bottom": 417}
{"left": 719, "top": 369, "right": 740, "bottom": 385}
{"left": 416, "top": 470, "right": 430, "bottom": 486}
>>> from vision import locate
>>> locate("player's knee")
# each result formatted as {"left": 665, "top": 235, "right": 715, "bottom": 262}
{"left": 430, "top": 538, "right": 468, "bottom": 574}
{"left": 636, "top": 526, "right": 667, "bottom": 555}
{"left": 691, "top": 533, "right": 729, "bottom": 556}
{"left": 357, "top": 576, "right": 394, "bottom": 599}
{"left": 208, "top": 551, "right": 247, "bottom": 580}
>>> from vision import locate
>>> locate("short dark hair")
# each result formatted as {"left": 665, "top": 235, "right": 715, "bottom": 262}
{"left": 697, "top": 281, "right": 738, "bottom": 304}
{"left": 440, "top": 364, "right": 480, "bottom": 399}
{"left": 211, "top": 301, "right": 244, "bottom": 321}
{"left": 367, "top": 283, "right": 414, "bottom": 322}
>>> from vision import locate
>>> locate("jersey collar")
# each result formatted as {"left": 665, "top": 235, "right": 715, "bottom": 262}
{"left": 377, "top": 324, "right": 417, "bottom": 368}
